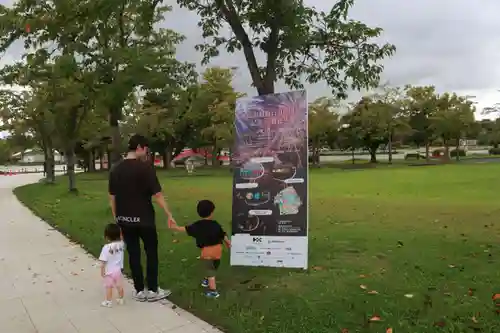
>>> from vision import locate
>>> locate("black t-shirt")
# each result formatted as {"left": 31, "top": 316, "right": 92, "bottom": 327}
{"left": 108, "top": 159, "right": 162, "bottom": 226}
{"left": 186, "top": 219, "right": 226, "bottom": 248}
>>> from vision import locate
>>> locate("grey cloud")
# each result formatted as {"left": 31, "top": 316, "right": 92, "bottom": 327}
{"left": 2, "top": 0, "right": 500, "bottom": 103}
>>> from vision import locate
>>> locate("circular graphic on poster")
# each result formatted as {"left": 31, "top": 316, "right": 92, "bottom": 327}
{"left": 237, "top": 213, "right": 261, "bottom": 232}
{"left": 239, "top": 161, "right": 265, "bottom": 181}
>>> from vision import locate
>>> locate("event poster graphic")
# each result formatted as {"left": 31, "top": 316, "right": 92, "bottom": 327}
{"left": 230, "top": 90, "right": 309, "bottom": 269}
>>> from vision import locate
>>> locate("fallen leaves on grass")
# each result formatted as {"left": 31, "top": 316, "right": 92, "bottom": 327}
{"left": 359, "top": 274, "right": 367, "bottom": 278}
{"left": 492, "top": 293, "right": 500, "bottom": 301}
{"left": 434, "top": 321, "right": 445, "bottom": 327}
{"left": 369, "top": 315, "right": 381, "bottom": 322}
{"left": 386, "top": 329, "right": 393, "bottom": 333}
{"left": 404, "top": 293, "right": 414, "bottom": 298}
{"left": 367, "top": 290, "right": 378, "bottom": 295}
{"left": 472, "top": 316, "right": 478, "bottom": 323}
{"left": 172, "top": 239, "right": 179, "bottom": 243}
{"left": 448, "top": 264, "right": 456, "bottom": 268}
{"left": 360, "top": 284, "right": 367, "bottom": 290}
{"left": 468, "top": 288, "right": 475, "bottom": 296}
{"left": 341, "top": 329, "right": 348, "bottom": 333}
{"left": 312, "top": 266, "right": 324, "bottom": 271}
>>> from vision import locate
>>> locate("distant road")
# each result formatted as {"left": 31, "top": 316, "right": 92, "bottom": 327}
{"left": 319, "top": 149, "right": 490, "bottom": 162}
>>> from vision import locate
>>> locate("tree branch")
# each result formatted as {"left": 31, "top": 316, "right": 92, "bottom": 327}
{"left": 215, "top": 0, "right": 264, "bottom": 93}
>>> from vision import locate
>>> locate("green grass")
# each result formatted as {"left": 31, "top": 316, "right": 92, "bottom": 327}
{"left": 14, "top": 164, "right": 500, "bottom": 333}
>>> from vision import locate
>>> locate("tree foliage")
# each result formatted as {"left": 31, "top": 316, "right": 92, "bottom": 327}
{"left": 177, "top": 0, "right": 395, "bottom": 96}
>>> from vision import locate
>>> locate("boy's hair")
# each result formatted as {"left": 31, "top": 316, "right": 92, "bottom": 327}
{"left": 197, "top": 200, "right": 215, "bottom": 218}
{"left": 128, "top": 134, "right": 149, "bottom": 151}
{"left": 104, "top": 223, "right": 122, "bottom": 241}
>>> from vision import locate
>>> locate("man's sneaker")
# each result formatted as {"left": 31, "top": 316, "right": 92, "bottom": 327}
{"left": 116, "top": 298, "right": 124, "bottom": 305}
{"left": 147, "top": 288, "right": 172, "bottom": 302}
{"left": 201, "top": 278, "right": 209, "bottom": 288}
{"left": 205, "top": 290, "right": 220, "bottom": 299}
{"left": 133, "top": 290, "right": 147, "bottom": 302}
{"left": 101, "top": 300, "right": 112, "bottom": 308}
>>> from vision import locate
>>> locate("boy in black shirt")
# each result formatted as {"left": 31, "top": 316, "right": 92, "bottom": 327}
{"left": 169, "top": 200, "right": 230, "bottom": 298}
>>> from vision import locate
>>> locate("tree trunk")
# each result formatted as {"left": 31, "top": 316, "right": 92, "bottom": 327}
{"left": 89, "top": 149, "right": 95, "bottom": 172}
{"left": 443, "top": 141, "right": 450, "bottom": 161}
{"left": 351, "top": 148, "right": 355, "bottom": 164}
{"left": 388, "top": 134, "right": 393, "bottom": 164}
{"left": 105, "top": 149, "right": 111, "bottom": 170}
{"left": 65, "top": 145, "right": 77, "bottom": 193}
{"left": 99, "top": 150, "right": 104, "bottom": 171}
{"left": 211, "top": 146, "right": 219, "bottom": 167}
{"left": 44, "top": 138, "right": 56, "bottom": 184}
{"left": 162, "top": 147, "right": 172, "bottom": 169}
{"left": 425, "top": 142, "right": 430, "bottom": 162}
{"left": 455, "top": 139, "right": 460, "bottom": 162}
{"left": 110, "top": 123, "right": 122, "bottom": 167}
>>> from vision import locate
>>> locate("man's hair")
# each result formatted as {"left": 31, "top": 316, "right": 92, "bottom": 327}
{"left": 128, "top": 134, "right": 149, "bottom": 151}
{"left": 197, "top": 200, "right": 215, "bottom": 218}
{"left": 104, "top": 223, "right": 122, "bottom": 242}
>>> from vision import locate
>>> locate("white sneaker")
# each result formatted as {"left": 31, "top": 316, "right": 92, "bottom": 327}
{"left": 133, "top": 290, "right": 147, "bottom": 302}
{"left": 101, "top": 300, "right": 112, "bottom": 308}
{"left": 146, "top": 288, "right": 171, "bottom": 302}
{"left": 116, "top": 298, "right": 124, "bottom": 305}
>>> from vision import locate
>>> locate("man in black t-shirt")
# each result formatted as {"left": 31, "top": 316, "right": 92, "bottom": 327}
{"left": 108, "top": 134, "right": 175, "bottom": 302}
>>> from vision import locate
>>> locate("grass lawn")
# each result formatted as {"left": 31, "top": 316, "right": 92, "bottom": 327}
{"left": 14, "top": 164, "right": 500, "bottom": 333}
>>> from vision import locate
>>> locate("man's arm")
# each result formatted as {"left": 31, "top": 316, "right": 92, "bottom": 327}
{"left": 108, "top": 171, "right": 116, "bottom": 219}
{"left": 146, "top": 164, "right": 175, "bottom": 222}
{"left": 109, "top": 195, "right": 116, "bottom": 219}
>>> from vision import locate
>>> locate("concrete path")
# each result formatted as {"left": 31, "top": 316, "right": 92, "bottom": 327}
{"left": 0, "top": 174, "right": 220, "bottom": 333}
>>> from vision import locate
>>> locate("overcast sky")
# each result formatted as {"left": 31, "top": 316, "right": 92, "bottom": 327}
{"left": 1, "top": 0, "right": 500, "bottom": 118}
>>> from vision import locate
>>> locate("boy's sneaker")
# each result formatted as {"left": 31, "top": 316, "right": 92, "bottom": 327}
{"left": 205, "top": 290, "right": 220, "bottom": 299}
{"left": 133, "top": 290, "right": 147, "bottom": 302}
{"left": 101, "top": 300, "right": 112, "bottom": 308}
{"left": 147, "top": 288, "right": 172, "bottom": 302}
{"left": 116, "top": 298, "right": 124, "bottom": 305}
{"left": 201, "top": 279, "right": 209, "bottom": 288}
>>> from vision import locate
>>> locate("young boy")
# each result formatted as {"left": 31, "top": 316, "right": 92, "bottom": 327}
{"left": 169, "top": 200, "right": 230, "bottom": 298}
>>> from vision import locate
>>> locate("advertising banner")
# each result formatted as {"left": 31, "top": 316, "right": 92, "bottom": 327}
{"left": 230, "top": 90, "right": 308, "bottom": 269}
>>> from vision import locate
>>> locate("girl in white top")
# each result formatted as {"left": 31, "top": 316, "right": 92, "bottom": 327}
{"left": 99, "top": 224, "right": 125, "bottom": 307}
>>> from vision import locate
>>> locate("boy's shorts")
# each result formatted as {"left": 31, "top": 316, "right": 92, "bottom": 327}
{"left": 203, "top": 259, "right": 220, "bottom": 277}
{"left": 103, "top": 270, "right": 123, "bottom": 288}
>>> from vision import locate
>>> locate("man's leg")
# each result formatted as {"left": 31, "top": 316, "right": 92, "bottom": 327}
{"left": 140, "top": 226, "right": 170, "bottom": 301}
{"left": 139, "top": 226, "right": 158, "bottom": 292}
{"left": 121, "top": 225, "right": 145, "bottom": 298}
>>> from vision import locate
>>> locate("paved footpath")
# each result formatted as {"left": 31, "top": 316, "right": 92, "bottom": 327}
{"left": 0, "top": 174, "right": 220, "bottom": 333}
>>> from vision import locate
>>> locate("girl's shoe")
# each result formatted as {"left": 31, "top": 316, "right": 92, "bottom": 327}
{"left": 201, "top": 279, "right": 209, "bottom": 288}
{"left": 116, "top": 298, "right": 124, "bottom": 305}
{"left": 205, "top": 290, "right": 220, "bottom": 299}
{"left": 101, "top": 300, "right": 112, "bottom": 308}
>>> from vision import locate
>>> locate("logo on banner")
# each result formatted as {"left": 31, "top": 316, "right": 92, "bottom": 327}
{"left": 253, "top": 237, "right": 262, "bottom": 243}
{"left": 239, "top": 161, "right": 265, "bottom": 180}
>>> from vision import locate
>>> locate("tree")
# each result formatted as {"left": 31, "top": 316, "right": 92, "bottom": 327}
{"left": 178, "top": 0, "right": 395, "bottom": 96}
{"left": 0, "top": 86, "right": 57, "bottom": 183}
{"left": 343, "top": 94, "right": 407, "bottom": 164}
{"left": 308, "top": 97, "right": 339, "bottom": 165}
{"left": 369, "top": 86, "right": 409, "bottom": 163}
{"left": 431, "top": 93, "right": 476, "bottom": 161}
{"left": 188, "top": 67, "right": 241, "bottom": 166}
{"left": 404, "top": 85, "right": 439, "bottom": 161}
{"left": 0, "top": 0, "right": 192, "bottom": 167}
{"left": 477, "top": 119, "right": 500, "bottom": 148}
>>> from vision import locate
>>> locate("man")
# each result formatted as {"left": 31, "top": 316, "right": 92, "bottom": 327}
{"left": 108, "top": 134, "right": 174, "bottom": 302}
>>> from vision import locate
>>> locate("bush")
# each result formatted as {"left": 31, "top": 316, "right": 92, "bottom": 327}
{"left": 450, "top": 149, "right": 466, "bottom": 157}
{"left": 404, "top": 153, "right": 426, "bottom": 160}
{"left": 489, "top": 147, "right": 500, "bottom": 155}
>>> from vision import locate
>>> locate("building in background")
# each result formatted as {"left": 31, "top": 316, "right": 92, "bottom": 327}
{"left": 11, "top": 148, "right": 64, "bottom": 164}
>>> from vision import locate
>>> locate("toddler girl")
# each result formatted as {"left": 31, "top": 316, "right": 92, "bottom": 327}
{"left": 99, "top": 223, "right": 125, "bottom": 307}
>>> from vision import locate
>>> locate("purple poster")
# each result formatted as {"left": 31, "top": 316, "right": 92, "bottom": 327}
{"left": 230, "top": 90, "right": 308, "bottom": 269}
